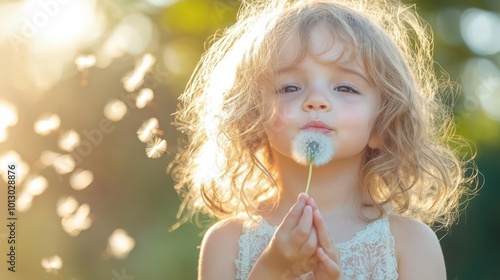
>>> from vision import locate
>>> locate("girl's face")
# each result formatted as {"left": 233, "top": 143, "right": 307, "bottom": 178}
{"left": 265, "top": 23, "right": 380, "bottom": 165}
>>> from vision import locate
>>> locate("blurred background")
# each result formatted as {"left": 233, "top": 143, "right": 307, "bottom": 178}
{"left": 0, "top": 0, "right": 498, "bottom": 279}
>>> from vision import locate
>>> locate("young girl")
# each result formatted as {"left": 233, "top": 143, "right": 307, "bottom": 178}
{"left": 170, "top": 0, "right": 475, "bottom": 279}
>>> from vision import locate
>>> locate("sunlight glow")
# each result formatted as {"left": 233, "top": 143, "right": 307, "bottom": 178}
{"left": 461, "top": 8, "right": 500, "bottom": 55}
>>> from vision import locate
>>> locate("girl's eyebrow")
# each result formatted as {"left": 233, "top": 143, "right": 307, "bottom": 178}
{"left": 338, "top": 65, "right": 370, "bottom": 84}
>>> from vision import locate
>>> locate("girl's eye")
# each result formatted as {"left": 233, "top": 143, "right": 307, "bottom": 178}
{"left": 278, "top": 85, "right": 301, "bottom": 94}
{"left": 335, "top": 85, "right": 359, "bottom": 94}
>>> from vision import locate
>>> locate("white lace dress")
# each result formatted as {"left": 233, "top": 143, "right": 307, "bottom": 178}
{"left": 235, "top": 216, "right": 398, "bottom": 280}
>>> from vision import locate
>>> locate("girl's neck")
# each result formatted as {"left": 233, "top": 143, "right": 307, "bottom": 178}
{"left": 271, "top": 149, "right": 366, "bottom": 219}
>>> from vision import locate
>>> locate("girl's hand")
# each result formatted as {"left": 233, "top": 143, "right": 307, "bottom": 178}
{"left": 310, "top": 204, "right": 344, "bottom": 280}
{"left": 248, "top": 193, "right": 318, "bottom": 279}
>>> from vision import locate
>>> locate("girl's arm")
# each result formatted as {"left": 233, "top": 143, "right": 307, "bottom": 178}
{"left": 390, "top": 215, "right": 447, "bottom": 280}
{"left": 198, "top": 219, "right": 242, "bottom": 280}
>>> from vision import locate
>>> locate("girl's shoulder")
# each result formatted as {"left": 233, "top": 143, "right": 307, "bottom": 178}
{"left": 199, "top": 218, "right": 245, "bottom": 279}
{"left": 388, "top": 214, "right": 446, "bottom": 279}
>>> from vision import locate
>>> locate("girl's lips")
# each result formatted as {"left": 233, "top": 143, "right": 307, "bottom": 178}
{"left": 302, "top": 120, "right": 333, "bottom": 134}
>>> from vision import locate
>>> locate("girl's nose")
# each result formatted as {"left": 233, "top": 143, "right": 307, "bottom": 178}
{"left": 303, "top": 90, "right": 331, "bottom": 111}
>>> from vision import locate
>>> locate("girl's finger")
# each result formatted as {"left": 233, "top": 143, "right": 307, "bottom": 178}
{"left": 316, "top": 247, "right": 341, "bottom": 278}
{"left": 291, "top": 205, "right": 314, "bottom": 242}
{"left": 297, "top": 222, "right": 318, "bottom": 257}
{"left": 278, "top": 193, "right": 307, "bottom": 232}
{"left": 313, "top": 209, "right": 340, "bottom": 263}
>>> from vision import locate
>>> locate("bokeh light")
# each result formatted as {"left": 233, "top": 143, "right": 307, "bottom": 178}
{"left": 107, "top": 229, "right": 136, "bottom": 259}
{"left": 104, "top": 99, "right": 128, "bottom": 122}
{"left": 69, "top": 169, "right": 94, "bottom": 191}
{"left": 460, "top": 8, "right": 500, "bottom": 56}
{"left": 34, "top": 113, "right": 61, "bottom": 136}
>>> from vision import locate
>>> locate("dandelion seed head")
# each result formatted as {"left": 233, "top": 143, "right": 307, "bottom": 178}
{"left": 34, "top": 113, "right": 61, "bottom": 136}
{"left": 291, "top": 131, "right": 334, "bottom": 166}
{"left": 146, "top": 137, "right": 167, "bottom": 158}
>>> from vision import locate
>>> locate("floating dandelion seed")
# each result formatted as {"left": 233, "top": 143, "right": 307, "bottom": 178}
{"left": 75, "top": 54, "right": 97, "bottom": 71}
{"left": 0, "top": 151, "right": 29, "bottom": 184}
{"left": 70, "top": 169, "right": 94, "bottom": 191}
{"left": 58, "top": 130, "right": 81, "bottom": 152}
{"left": 136, "top": 88, "right": 154, "bottom": 109}
{"left": 104, "top": 99, "right": 128, "bottom": 122}
{"left": 17, "top": 175, "right": 48, "bottom": 212}
{"left": 17, "top": 194, "right": 33, "bottom": 212}
{"left": 0, "top": 100, "right": 18, "bottom": 128}
{"left": 40, "top": 151, "right": 62, "bottom": 167}
{"left": 52, "top": 154, "right": 75, "bottom": 175}
{"left": 107, "top": 229, "right": 136, "bottom": 259}
{"left": 146, "top": 137, "right": 167, "bottom": 158}
{"left": 123, "top": 53, "right": 156, "bottom": 92}
{"left": 0, "top": 128, "right": 8, "bottom": 143}
{"left": 41, "top": 255, "right": 63, "bottom": 272}
{"left": 24, "top": 175, "right": 48, "bottom": 196}
{"left": 34, "top": 113, "right": 61, "bottom": 136}
{"left": 57, "top": 196, "right": 79, "bottom": 218}
{"left": 137, "top": 117, "right": 159, "bottom": 143}
{"left": 61, "top": 203, "right": 92, "bottom": 236}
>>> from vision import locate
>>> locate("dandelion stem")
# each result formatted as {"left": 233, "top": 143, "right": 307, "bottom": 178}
{"left": 305, "top": 163, "right": 313, "bottom": 195}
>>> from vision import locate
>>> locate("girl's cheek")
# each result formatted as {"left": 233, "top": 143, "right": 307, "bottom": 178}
{"left": 265, "top": 104, "right": 294, "bottom": 139}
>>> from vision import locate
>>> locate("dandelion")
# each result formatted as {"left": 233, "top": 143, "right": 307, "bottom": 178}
{"left": 137, "top": 117, "right": 159, "bottom": 143}
{"left": 34, "top": 113, "right": 61, "bottom": 136}
{"left": 104, "top": 99, "right": 128, "bottom": 122}
{"left": 70, "top": 169, "right": 94, "bottom": 191}
{"left": 58, "top": 130, "right": 81, "bottom": 152}
{"left": 107, "top": 229, "right": 135, "bottom": 259}
{"left": 291, "top": 131, "right": 334, "bottom": 195}
{"left": 146, "top": 137, "right": 167, "bottom": 158}
{"left": 136, "top": 88, "right": 154, "bottom": 109}
{"left": 41, "top": 255, "right": 63, "bottom": 273}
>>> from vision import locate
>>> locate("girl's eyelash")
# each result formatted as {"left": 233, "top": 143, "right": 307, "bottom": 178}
{"left": 278, "top": 85, "right": 301, "bottom": 93}
{"left": 334, "top": 84, "right": 360, "bottom": 94}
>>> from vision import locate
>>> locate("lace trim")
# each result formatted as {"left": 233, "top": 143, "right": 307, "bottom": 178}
{"left": 235, "top": 216, "right": 398, "bottom": 280}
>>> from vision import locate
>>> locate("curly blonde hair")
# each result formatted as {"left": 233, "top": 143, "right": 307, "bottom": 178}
{"left": 169, "top": 0, "right": 476, "bottom": 230}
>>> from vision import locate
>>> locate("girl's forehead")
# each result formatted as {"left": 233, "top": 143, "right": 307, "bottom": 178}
{"left": 274, "top": 23, "right": 364, "bottom": 74}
